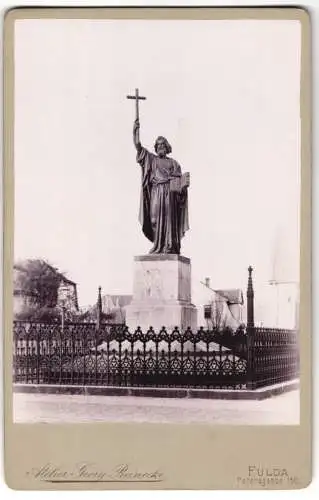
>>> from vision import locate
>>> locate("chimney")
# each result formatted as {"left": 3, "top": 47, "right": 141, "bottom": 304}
{"left": 205, "top": 277, "right": 210, "bottom": 288}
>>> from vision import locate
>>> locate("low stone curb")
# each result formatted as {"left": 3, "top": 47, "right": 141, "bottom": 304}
{"left": 13, "top": 380, "right": 299, "bottom": 400}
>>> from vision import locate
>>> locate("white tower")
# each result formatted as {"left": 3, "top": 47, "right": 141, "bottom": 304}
{"left": 269, "top": 226, "right": 299, "bottom": 329}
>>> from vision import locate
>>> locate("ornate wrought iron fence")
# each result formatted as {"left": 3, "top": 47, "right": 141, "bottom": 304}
{"left": 13, "top": 321, "right": 248, "bottom": 389}
{"left": 248, "top": 327, "right": 299, "bottom": 389}
{"left": 12, "top": 321, "right": 299, "bottom": 390}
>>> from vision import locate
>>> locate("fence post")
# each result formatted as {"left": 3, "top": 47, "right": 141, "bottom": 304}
{"left": 246, "top": 266, "right": 256, "bottom": 390}
{"left": 96, "top": 286, "right": 102, "bottom": 330}
{"left": 36, "top": 325, "right": 40, "bottom": 384}
{"left": 61, "top": 305, "right": 65, "bottom": 333}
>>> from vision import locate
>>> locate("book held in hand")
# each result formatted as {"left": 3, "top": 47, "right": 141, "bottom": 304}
{"left": 170, "top": 172, "right": 190, "bottom": 192}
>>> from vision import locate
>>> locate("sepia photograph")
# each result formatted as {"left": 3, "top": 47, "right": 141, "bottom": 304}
{"left": 12, "top": 16, "right": 301, "bottom": 427}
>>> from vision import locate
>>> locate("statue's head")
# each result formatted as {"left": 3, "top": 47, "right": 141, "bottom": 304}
{"left": 154, "top": 136, "right": 172, "bottom": 158}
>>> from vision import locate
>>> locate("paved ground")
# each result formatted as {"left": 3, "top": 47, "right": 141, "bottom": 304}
{"left": 13, "top": 390, "right": 300, "bottom": 425}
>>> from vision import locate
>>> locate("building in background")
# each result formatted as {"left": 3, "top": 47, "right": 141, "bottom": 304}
{"left": 194, "top": 277, "right": 244, "bottom": 330}
{"left": 82, "top": 293, "right": 133, "bottom": 324}
{"left": 102, "top": 294, "right": 132, "bottom": 324}
{"left": 265, "top": 223, "right": 299, "bottom": 329}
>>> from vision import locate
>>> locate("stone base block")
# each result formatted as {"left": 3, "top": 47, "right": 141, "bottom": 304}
{"left": 125, "top": 254, "right": 198, "bottom": 334}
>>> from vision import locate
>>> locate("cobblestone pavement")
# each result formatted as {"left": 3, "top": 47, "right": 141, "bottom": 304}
{"left": 13, "top": 390, "right": 299, "bottom": 425}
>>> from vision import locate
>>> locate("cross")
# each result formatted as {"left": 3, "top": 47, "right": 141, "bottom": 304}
{"left": 126, "top": 88, "right": 146, "bottom": 121}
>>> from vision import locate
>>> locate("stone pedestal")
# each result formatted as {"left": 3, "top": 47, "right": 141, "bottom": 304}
{"left": 125, "top": 254, "right": 198, "bottom": 334}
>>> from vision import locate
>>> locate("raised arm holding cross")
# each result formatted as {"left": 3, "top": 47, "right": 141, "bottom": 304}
{"left": 127, "top": 88, "right": 146, "bottom": 152}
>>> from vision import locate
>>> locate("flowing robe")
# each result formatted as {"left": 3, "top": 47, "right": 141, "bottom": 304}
{"left": 137, "top": 147, "right": 189, "bottom": 254}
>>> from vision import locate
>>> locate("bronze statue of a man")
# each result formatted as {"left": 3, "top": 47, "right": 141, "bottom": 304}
{"left": 133, "top": 118, "right": 190, "bottom": 254}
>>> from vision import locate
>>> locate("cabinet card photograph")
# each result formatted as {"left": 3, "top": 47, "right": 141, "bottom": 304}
{"left": 3, "top": 6, "right": 311, "bottom": 490}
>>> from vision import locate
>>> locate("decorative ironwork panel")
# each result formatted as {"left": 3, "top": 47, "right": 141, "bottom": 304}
{"left": 250, "top": 327, "right": 299, "bottom": 388}
{"left": 12, "top": 321, "right": 298, "bottom": 390}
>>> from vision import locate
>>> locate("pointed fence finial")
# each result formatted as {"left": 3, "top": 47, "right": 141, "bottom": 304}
{"left": 246, "top": 266, "right": 254, "bottom": 328}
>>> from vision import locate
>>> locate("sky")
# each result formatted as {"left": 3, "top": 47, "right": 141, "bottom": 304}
{"left": 14, "top": 19, "right": 301, "bottom": 321}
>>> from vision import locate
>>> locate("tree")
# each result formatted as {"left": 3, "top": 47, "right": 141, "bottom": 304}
{"left": 14, "top": 259, "right": 65, "bottom": 307}
{"left": 14, "top": 259, "right": 67, "bottom": 320}
{"left": 211, "top": 301, "right": 227, "bottom": 329}
{"left": 204, "top": 300, "right": 227, "bottom": 330}
{"left": 76, "top": 307, "right": 115, "bottom": 323}
{"left": 14, "top": 305, "right": 61, "bottom": 322}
